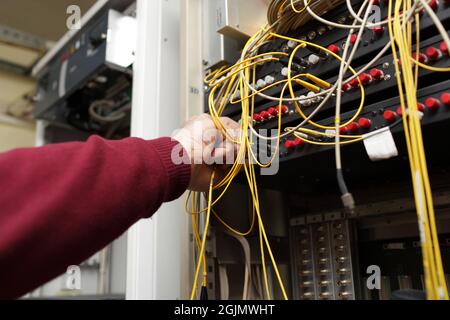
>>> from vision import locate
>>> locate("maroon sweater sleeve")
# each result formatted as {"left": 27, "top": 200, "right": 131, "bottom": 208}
{"left": 0, "top": 136, "right": 191, "bottom": 299}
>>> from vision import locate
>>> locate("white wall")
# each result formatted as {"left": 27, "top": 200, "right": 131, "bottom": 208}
{"left": 0, "top": 123, "right": 36, "bottom": 152}
{"left": 0, "top": 68, "right": 36, "bottom": 153}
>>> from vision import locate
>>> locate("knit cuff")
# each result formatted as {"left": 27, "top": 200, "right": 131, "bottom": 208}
{"left": 150, "top": 137, "right": 191, "bottom": 202}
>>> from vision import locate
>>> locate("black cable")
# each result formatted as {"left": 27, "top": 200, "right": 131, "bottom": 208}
{"left": 200, "top": 286, "right": 209, "bottom": 300}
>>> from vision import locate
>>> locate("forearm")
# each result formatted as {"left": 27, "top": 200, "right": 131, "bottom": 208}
{"left": 0, "top": 136, "right": 190, "bottom": 298}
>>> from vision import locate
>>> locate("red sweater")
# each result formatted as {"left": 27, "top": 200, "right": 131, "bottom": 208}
{"left": 0, "top": 136, "right": 191, "bottom": 299}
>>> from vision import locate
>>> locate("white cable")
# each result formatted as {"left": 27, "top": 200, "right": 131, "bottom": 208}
{"left": 217, "top": 0, "right": 418, "bottom": 106}
{"left": 247, "top": 40, "right": 390, "bottom": 142}
{"left": 255, "top": 265, "right": 264, "bottom": 300}
{"left": 266, "top": 266, "right": 275, "bottom": 300}
{"left": 225, "top": 231, "right": 252, "bottom": 300}
{"left": 246, "top": 0, "right": 422, "bottom": 141}
{"left": 89, "top": 100, "right": 130, "bottom": 123}
{"left": 345, "top": 0, "right": 422, "bottom": 27}
{"left": 335, "top": 1, "right": 373, "bottom": 170}
{"left": 212, "top": 0, "right": 421, "bottom": 145}
{"left": 304, "top": 0, "right": 419, "bottom": 29}
{"left": 241, "top": 33, "right": 394, "bottom": 105}
{"left": 417, "top": 0, "right": 450, "bottom": 53}
{"left": 248, "top": 1, "right": 375, "bottom": 141}
{"left": 303, "top": 0, "right": 372, "bottom": 29}
{"left": 218, "top": 265, "right": 230, "bottom": 300}
{"left": 251, "top": 265, "right": 263, "bottom": 300}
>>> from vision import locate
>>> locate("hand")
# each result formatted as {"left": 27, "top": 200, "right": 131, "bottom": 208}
{"left": 173, "top": 114, "right": 240, "bottom": 192}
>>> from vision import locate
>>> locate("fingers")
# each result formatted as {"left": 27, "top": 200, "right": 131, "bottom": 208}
{"left": 212, "top": 139, "right": 236, "bottom": 165}
{"left": 192, "top": 114, "right": 240, "bottom": 138}
{"left": 219, "top": 117, "right": 240, "bottom": 130}
{"left": 219, "top": 117, "right": 241, "bottom": 140}
{"left": 201, "top": 127, "right": 216, "bottom": 144}
{"left": 182, "top": 114, "right": 242, "bottom": 192}
{"left": 186, "top": 114, "right": 239, "bottom": 132}
{"left": 181, "top": 113, "right": 241, "bottom": 165}
{"left": 198, "top": 115, "right": 240, "bottom": 145}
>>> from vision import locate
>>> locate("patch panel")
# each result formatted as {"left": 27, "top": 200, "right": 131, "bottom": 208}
{"left": 290, "top": 217, "right": 358, "bottom": 300}
{"left": 216, "top": 1, "right": 450, "bottom": 118}
{"left": 277, "top": 79, "right": 450, "bottom": 161}
{"left": 246, "top": 32, "right": 450, "bottom": 129}
{"left": 277, "top": 0, "right": 450, "bottom": 67}
{"left": 202, "top": 0, "right": 450, "bottom": 301}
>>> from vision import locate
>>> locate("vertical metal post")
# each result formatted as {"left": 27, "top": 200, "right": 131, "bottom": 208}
{"left": 179, "top": 0, "right": 205, "bottom": 298}
{"left": 126, "top": 0, "right": 183, "bottom": 299}
{"left": 35, "top": 120, "right": 47, "bottom": 147}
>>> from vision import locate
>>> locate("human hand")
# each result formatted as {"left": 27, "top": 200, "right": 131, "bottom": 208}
{"left": 172, "top": 114, "right": 241, "bottom": 192}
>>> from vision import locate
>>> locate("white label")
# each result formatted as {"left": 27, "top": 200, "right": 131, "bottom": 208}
{"left": 363, "top": 127, "right": 398, "bottom": 161}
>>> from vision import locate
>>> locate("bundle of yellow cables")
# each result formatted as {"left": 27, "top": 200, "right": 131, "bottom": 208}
{"left": 189, "top": 0, "right": 450, "bottom": 301}
{"left": 388, "top": 0, "right": 448, "bottom": 300}
{"left": 189, "top": 27, "right": 290, "bottom": 300}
